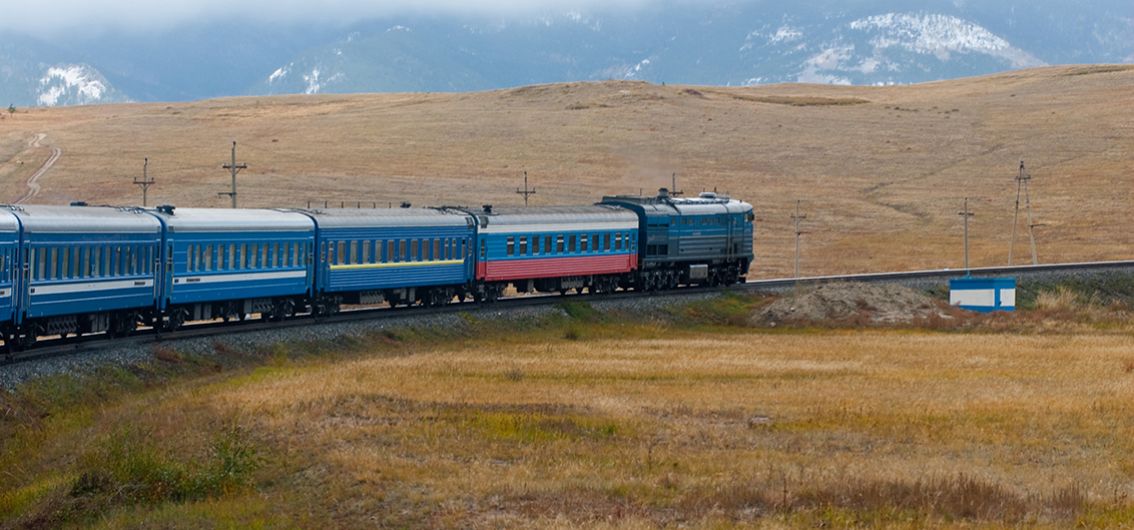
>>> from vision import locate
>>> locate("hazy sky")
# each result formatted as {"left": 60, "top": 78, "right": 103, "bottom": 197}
{"left": 4, "top": 0, "right": 657, "bottom": 35}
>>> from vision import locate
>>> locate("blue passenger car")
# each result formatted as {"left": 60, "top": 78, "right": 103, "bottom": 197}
{"left": 10, "top": 205, "right": 162, "bottom": 339}
{"left": 301, "top": 208, "right": 475, "bottom": 308}
{"left": 0, "top": 210, "right": 19, "bottom": 345}
{"left": 147, "top": 206, "right": 315, "bottom": 327}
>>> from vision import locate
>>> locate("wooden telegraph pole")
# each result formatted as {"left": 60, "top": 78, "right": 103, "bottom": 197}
{"left": 1009, "top": 160, "right": 1039, "bottom": 265}
{"left": 515, "top": 171, "right": 536, "bottom": 207}
{"left": 133, "top": 157, "right": 155, "bottom": 207}
{"left": 219, "top": 141, "right": 247, "bottom": 208}
{"left": 791, "top": 200, "right": 807, "bottom": 278}
{"left": 958, "top": 197, "right": 975, "bottom": 274}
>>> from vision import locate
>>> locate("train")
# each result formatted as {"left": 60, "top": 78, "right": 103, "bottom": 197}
{"left": 0, "top": 188, "right": 753, "bottom": 351}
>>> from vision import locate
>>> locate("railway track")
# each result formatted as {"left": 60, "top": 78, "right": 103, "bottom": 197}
{"left": 7, "top": 259, "right": 1134, "bottom": 365}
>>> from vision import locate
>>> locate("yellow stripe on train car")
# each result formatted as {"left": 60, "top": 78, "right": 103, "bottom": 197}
{"left": 329, "top": 259, "right": 465, "bottom": 271}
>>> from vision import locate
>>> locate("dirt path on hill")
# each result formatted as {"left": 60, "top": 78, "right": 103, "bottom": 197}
{"left": 14, "top": 133, "right": 61, "bottom": 204}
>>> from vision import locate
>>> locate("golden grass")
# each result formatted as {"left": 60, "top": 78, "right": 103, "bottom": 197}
{"left": 5, "top": 305, "right": 1134, "bottom": 527}
{"left": 0, "top": 66, "right": 1132, "bottom": 278}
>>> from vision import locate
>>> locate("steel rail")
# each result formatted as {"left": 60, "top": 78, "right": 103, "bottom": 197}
{"left": 7, "top": 259, "right": 1134, "bottom": 365}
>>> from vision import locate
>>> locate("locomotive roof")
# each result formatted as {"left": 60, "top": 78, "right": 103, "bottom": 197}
{"left": 472, "top": 205, "right": 638, "bottom": 233}
{"left": 601, "top": 194, "right": 753, "bottom": 215}
{"left": 148, "top": 207, "right": 314, "bottom": 232}
{"left": 296, "top": 208, "right": 472, "bottom": 228}
{"left": 5, "top": 205, "right": 161, "bottom": 234}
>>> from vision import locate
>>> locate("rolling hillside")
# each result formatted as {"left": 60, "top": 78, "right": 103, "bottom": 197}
{"left": 0, "top": 65, "right": 1131, "bottom": 278}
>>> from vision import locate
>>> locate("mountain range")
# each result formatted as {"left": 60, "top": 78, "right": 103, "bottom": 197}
{"left": 1, "top": 0, "right": 1131, "bottom": 106}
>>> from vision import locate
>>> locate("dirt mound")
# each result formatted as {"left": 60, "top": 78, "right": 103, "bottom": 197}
{"left": 754, "top": 282, "right": 950, "bottom": 326}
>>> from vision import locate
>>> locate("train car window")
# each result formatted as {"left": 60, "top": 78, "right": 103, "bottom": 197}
{"left": 93, "top": 247, "right": 103, "bottom": 277}
{"left": 395, "top": 240, "right": 404, "bottom": 262}
{"left": 73, "top": 248, "right": 82, "bottom": 278}
{"left": 580, "top": 235, "right": 588, "bottom": 252}
{"left": 348, "top": 241, "right": 357, "bottom": 265}
{"left": 604, "top": 234, "right": 611, "bottom": 251}
{"left": 556, "top": 236, "right": 564, "bottom": 254}
{"left": 615, "top": 234, "right": 623, "bottom": 250}
{"left": 217, "top": 245, "right": 227, "bottom": 271}
{"left": 204, "top": 245, "right": 213, "bottom": 272}
{"left": 518, "top": 237, "right": 527, "bottom": 255}
{"left": 410, "top": 240, "right": 419, "bottom": 261}
{"left": 61, "top": 247, "right": 71, "bottom": 279}
{"left": 383, "top": 240, "right": 391, "bottom": 263}
{"left": 273, "top": 243, "right": 281, "bottom": 268}
{"left": 226, "top": 244, "right": 235, "bottom": 270}
{"left": 48, "top": 248, "right": 58, "bottom": 280}
{"left": 569, "top": 235, "right": 576, "bottom": 253}
{"left": 35, "top": 249, "right": 44, "bottom": 281}
{"left": 530, "top": 235, "right": 539, "bottom": 255}
{"left": 506, "top": 237, "right": 514, "bottom": 256}
{"left": 479, "top": 239, "right": 486, "bottom": 260}
{"left": 433, "top": 239, "right": 441, "bottom": 261}
{"left": 82, "top": 247, "right": 91, "bottom": 278}
{"left": 187, "top": 244, "right": 195, "bottom": 272}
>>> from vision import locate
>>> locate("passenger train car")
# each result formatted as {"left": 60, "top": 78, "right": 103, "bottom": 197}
{"left": 147, "top": 206, "right": 315, "bottom": 329}
{"left": 467, "top": 205, "right": 639, "bottom": 299}
{"left": 301, "top": 208, "right": 475, "bottom": 310}
{"left": 8, "top": 206, "right": 163, "bottom": 346}
{"left": 0, "top": 190, "right": 754, "bottom": 353}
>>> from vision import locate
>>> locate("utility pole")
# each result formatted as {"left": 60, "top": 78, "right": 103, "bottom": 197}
{"left": 132, "top": 157, "right": 155, "bottom": 207}
{"left": 515, "top": 171, "right": 536, "bottom": 207}
{"left": 218, "top": 141, "right": 247, "bottom": 208}
{"left": 958, "top": 197, "right": 975, "bottom": 274}
{"left": 1009, "top": 160, "right": 1039, "bottom": 265}
{"left": 670, "top": 172, "right": 683, "bottom": 196}
{"left": 791, "top": 200, "right": 807, "bottom": 278}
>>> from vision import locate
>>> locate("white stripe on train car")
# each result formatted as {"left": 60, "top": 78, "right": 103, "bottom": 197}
{"left": 31, "top": 279, "right": 155, "bottom": 296}
{"left": 479, "top": 222, "right": 639, "bottom": 234}
{"left": 173, "top": 270, "right": 307, "bottom": 285}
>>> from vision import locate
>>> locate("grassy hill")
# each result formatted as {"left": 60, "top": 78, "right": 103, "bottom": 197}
{"left": 1, "top": 65, "right": 1132, "bottom": 278}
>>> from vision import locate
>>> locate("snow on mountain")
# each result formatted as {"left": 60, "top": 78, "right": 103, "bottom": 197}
{"left": 36, "top": 64, "right": 126, "bottom": 106}
{"left": 848, "top": 13, "right": 1045, "bottom": 69}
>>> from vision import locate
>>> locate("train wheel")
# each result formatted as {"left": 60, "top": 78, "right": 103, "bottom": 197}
{"left": 166, "top": 308, "right": 188, "bottom": 331}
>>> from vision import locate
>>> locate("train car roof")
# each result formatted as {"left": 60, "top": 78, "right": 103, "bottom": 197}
{"left": 295, "top": 208, "right": 472, "bottom": 228}
{"left": 5, "top": 205, "right": 161, "bottom": 234}
{"left": 472, "top": 205, "right": 638, "bottom": 233}
{"left": 148, "top": 207, "right": 314, "bottom": 233}
{"left": 0, "top": 209, "right": 18, "bottom": 232}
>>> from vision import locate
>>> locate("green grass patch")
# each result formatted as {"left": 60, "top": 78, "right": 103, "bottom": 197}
{"left": 465, "top": 411, "right": 622, "bottom": 444}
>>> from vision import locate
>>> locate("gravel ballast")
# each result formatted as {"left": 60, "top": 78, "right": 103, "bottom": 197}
{"left": 0, "top": 291, "right": 720, "bottom": 390}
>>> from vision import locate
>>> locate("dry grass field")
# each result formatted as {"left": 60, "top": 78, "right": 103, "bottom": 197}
{"left": 3, "top": 295, "right": 1134, "bottom": 528}
{"left": 0, "top": 65, "right": 1132, "bottom": 277}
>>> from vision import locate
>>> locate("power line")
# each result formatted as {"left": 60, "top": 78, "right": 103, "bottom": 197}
{"left": 132, "top": 157, "right": 155, "bottom": 207}
{"left": 218, "top": 141, "right": 248, "bottom": 208}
